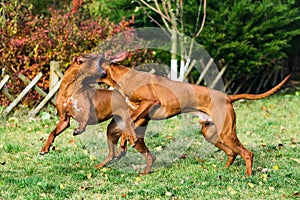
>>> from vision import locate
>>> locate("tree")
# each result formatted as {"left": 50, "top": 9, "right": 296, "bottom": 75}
{"left": 197, "top": 0, "right": 300, "bottom": 93}
{"left": 137, "top": 0, "right": 207, "bottom": 82}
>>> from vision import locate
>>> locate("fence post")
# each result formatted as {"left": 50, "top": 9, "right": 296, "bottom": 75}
{"left": 50, "top": 61, "right": 60, "bottom": 91}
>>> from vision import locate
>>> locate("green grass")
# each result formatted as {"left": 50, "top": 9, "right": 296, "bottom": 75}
{"left": 0, "top": 93, "right": 299, "bottom": 199}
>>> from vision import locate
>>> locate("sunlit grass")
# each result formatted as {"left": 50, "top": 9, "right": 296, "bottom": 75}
{"left": 0, "top": 93, "right": 299, "bottom": 199}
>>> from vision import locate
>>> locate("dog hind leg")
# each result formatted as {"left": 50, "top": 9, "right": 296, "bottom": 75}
{"left": 199, "top": 121, "right": 238, "bottom": 167}
{"left": 134, "top": 138, "right": 156, "bottom": 175}
{"left": 218, "top": 106, "right": 254, "bottom": 176}
{"left": 95, "top": 119, "right": 122, "bottom": 168}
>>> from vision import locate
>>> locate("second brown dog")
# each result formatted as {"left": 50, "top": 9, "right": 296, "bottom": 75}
{"left": 40, "top": 54, "right": 155, "bottom": 175}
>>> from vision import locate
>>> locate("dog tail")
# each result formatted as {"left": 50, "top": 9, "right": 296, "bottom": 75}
{"left": 229, "top": 74, "right": 291, "bottom": 102}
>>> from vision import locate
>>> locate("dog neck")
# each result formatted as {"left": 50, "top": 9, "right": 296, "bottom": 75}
{"left": 100, "top": 63, "right": 129, "bottom": 87}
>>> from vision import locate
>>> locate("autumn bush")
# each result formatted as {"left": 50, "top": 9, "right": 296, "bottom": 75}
{"left": 0, "top": 0, "right": 148, "bottom": 108}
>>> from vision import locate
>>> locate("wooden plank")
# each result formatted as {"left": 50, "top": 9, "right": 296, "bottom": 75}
{"left": 196, "top": 58, "right": 214, "bottom": 85}
{"left": 29, "top": 79, "right": 62, "bottom": 117}
{"left": 183, "top": 59, "right": 196, "bottom": 79}
{"left": 209, "top": 65, "right": 227, "bottom": 89}
{"left": 233, "top": 81, "right": 245, "bottom": 95}
{"left": 0, "top": 75, "right": 10, "bottom": 90}
{"left": 18, "top": 74, "right": 56, "bottom": 105}
{"left": 50, "top": 61, "right": 60, "bottom": 91}
{"left": 224, "top": 76, "right": 235, "bottom": 93}
{"left": 246, "top": 76, "right": 259, "bottom": 94}
{"left": 256, "top": 72, "right": 267, "bottom": 93}
{"left": 2, "top": 73, "right": 43, "bottom": 117}
{"left": 54, "top": 67, "right": 64, "bottom": 79}
{"left": 1, "top": 87, "right": 14, "bottom": 102}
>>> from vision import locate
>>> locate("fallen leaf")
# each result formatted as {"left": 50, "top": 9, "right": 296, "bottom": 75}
{"left": 261, "top": 168, "right": 271, "bottom": 173}
{"left": 227, "top": 186, "right": 237, "bottom": 195}
{"left": 248, "top": 182, "right": 255, "bottom": 189}
{"left": 78, "top": 186, "right": 93, "bottom": 191}
{"left": 87, "top": 173, "right": 92, "bottom": 179}
{"left": 165, "top": 191, "right": 172, "bottom": 196}
{"left": 154, "top": 146, "right": 166, "bottom": 151}
{"left": 100, "top": 167, "right": 109, "bottom": 172}
{"left": 291, "top": 158, "right": 300, "bottom": 164}
{"left": 121, "top": 193, "right": 127, "bottom": 197}
{"left": 291, "top": 137, "right": 298, "bottom": 144}
{"left": 165, "top": 134, "right": 174, "bottom": 140}
{"left": 69, "top": 139, "right": 76, "bottom": 143}
{"left": 261, "top": 174, "right": 268, "bottom": 182}
{"left": 40, "top": 193, "right": 46, "bottom": 198}
{"left": 90, "top": 155, "right": 96, "bottom": 161}
{"left": 135, "top": 177, "right": 141, "bottom": 182}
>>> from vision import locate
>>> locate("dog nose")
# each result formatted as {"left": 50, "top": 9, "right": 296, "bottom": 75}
{"left": 100, "top": 71, "right": 107, "bottom": 78}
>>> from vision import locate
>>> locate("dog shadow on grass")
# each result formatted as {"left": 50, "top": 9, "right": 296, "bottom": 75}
{"left": 79, "top": 115, "right": 218, "bottom": 173}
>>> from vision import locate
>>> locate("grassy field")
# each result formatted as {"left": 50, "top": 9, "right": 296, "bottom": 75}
{"left": 0, "top": 93, "right": 299, "bottom": 200}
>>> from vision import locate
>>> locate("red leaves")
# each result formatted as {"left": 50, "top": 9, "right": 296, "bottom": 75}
{"left": 0, "top": 2, "right": 136, "bottom": 107}
{"left": 10, "top": 38, "right": 28, "bottom": 47}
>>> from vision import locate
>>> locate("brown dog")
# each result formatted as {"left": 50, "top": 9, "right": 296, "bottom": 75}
{"left": 40, "top": 54, "right": 155, "bottom": 174}
{"left": 77, "top": 53, "right": 290, "bottom": 176}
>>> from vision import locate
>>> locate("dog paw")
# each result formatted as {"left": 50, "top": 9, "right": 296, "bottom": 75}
{"left": 73, "top": 129, "right": 84, "bottom": 136}
{"left": 39, "top": 151, "right": 48, "bottom": 155}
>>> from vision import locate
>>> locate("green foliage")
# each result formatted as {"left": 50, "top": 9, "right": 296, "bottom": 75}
{"left": 198, "top": 0, "right": 300, "bottom": 92}
{"left": 83, "top": 0, "right": 148, "bottom": 25}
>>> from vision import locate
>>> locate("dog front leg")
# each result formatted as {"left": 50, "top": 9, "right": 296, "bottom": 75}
{"left": 125, "top": 100, "right": 157, "bottom": 147}
{"left": 40, "top": 117, "right": 70, "bottom": 155}
{"left": 73, "top": 100, "right": 93, "bottom": 136}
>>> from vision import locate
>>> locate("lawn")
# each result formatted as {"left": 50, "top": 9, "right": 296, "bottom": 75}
{"left": 0, "top": 93, "right": 299, "bottom": 200}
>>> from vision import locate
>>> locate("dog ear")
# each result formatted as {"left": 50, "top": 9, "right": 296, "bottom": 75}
{"left": 73, "top": 54, "right": 87, "bottom": 65}
{"left": 109, "top": 52, "right": 128, "bottom": 63}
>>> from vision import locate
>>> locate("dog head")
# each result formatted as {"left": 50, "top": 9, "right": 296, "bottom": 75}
{"left": 73, "top": 53, "right": 107, "bottom": 83}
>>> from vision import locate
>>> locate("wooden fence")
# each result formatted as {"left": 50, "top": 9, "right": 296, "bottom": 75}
{"left": 0, "top": 61, "right": 62, "bottom": 117}
{"left": 0, "top": 60, "right": 227, "bottom": 117}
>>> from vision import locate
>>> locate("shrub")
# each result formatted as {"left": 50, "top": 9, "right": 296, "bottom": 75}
{"left": 0, "top": 0, "right": 139, "bottom": 107}
{"left": 197, "top": 0, "right": 300, "bottom": 93}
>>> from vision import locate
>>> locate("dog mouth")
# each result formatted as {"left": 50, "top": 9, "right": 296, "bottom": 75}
{"left": 98, "top": 55, "right": 107, "bottom": 78}
{"left": 100, "top": 71, "right": 107, "bottom": 78}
